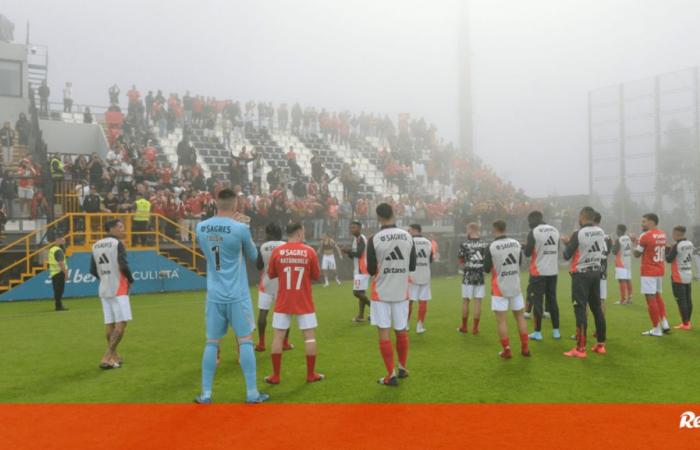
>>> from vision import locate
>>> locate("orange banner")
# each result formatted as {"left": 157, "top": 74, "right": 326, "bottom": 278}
{"left": 1, "top": 404, "right": 699, "bottom": 449}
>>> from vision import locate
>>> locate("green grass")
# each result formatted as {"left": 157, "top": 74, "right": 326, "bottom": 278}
{"left": 0, "top": 272, "right": 698, "bottom": 403}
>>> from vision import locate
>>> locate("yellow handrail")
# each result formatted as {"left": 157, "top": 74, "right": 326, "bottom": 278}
{"left": 0, "top": 238, "right": 57, "bottom": 280}
{"left": 0, "top": 213, "right": 205, "bottom": 285}
{"left": 0, "top": 214, "right": 69, "bottom": 255}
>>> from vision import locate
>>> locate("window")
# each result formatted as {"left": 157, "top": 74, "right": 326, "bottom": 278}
{"left": 0, "top": 59, "right": 22, "bottom": 97}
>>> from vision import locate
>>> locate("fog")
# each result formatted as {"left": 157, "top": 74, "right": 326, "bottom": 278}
{"left": 4, "top": 0, "right": 700, "bottom": 197}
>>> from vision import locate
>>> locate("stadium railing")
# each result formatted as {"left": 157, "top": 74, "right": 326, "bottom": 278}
{"left": 0, "top": 213, "right": 205, "bottom": 294}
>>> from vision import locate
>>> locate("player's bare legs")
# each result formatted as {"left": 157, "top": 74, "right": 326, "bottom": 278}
{"left": 256, "top": 309, "right": 269, "bottom": 351}
{"left": 627, "top": 281, "right": 633, "bottom": 303}
{"left": 109, "top": 322, "right": 127, "bottom": 364}
{"left": 302, "top": 328, "right": 324, "bottom": 382}
{"left": 473, "top": 298, "right": 482, "bottom": 334}
{"left": 100, "top": 322, "right": 126, "bottom": 368}
{"left": 323, "top": 268, "right": 340, "bottom": 286}
{"left": 257, "top": 314, "right": 292, "bottom": 352}
{"left": 353, "top": 291, "right": 370, "bottom": 322}
{"left": 459, "top": 298, "right": 470, "bottom": 332}
{"left": 100, "top": 324, "right": 116, "bottom": 367}
{"left": 460, "top": 297, "right": 481, "bottom": 334}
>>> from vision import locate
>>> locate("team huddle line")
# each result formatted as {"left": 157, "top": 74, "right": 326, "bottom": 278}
{"left": 76, "top": 187, "right": 694, "bottom": 403}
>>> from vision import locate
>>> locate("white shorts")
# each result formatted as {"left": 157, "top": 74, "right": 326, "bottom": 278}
{"left": 600, "top": 279, "right": 607, "bottom": 300}
{"left": 272, "top": 312, "right": 318, "bottom": 330}
{"left": 353, "top": 274, "right": 370, "bottom": 291}
{"left": 641, "top": 276, "right": 663, "bottom": 295}
{"left": 18, "top": 186, "right": 34, "bottom": 199}
{"left": 258, "top": 292, "right": 275, "bottom": 311}
{"left": 491, "top": 294, "right": 525, "bottom": 312}
{"left": 370, "top": 300, "right": 409, "bottom": 330}
{"left": 321, "top": 254, "right": 336, "bottom": 271}
{"left": 100, "top": 295, "right": 132, "bottom": 324}
{"left": 409, "top": 283, "right": 431, "bottom": 301}
{"left": 615, "top": 268, "right": 631, "bottom": 280}
{"left": 462, "top": 283, "right": 485, "bottom": 299}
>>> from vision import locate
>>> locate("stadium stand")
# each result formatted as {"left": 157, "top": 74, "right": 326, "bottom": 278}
{"left": 0, "top": 80, "right": 550, "bottom": 295}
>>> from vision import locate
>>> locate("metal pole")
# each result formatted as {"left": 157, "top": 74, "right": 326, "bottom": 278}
{"left": 654, "top": 76, "right": 662, "bottom": 213}
{"left": 458, "top": 0, "right": 473, "bottom": 156}
{"left": 588, "top": 91, "right": 594, "bottom": 203}
{"left": 694, "top": 67, "right": 700, "bottom": 224}
{"left": 619, "top": 84, "right": 627, "bottom": 223}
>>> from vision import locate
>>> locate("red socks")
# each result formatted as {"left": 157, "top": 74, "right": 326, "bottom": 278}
{"left": 619, "top": 282, "right": 627, "bottom": 301}
{"left": 461, "top": 316, "right": 468, "bottom": 329}
{"left": 417, "top": 301, "right": 427, "bottom": 323}
{"left": 472, "top": 318, "right": 480, "bottom": 334}
{"left": 656, "top": 294, "right": 667, "bottom": 319}
{"left": 396, "top": 332, "right": 409, "bottom": 368}
{"left": 500, "top": 338, "right": 510, "bottom": 350}
{"left": 519, "top": 333, "right": 529, "bottom": 351}
{"left": 379, "top": 340, "right": 395, "bottom": 376}
{"left": 646, "top": 297, "right": 660, "bottom": 327}
{"left": 271, "top": 353, "right": 282, "bottom": 378}
{"left": 258, "top": 334, "right": 266, "bottom": 348}
{"left": 306, "top": 355, "right": 316, "bottom": 379}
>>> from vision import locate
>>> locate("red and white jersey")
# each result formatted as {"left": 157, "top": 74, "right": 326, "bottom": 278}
{"left": 636, "top": 229, "right": 667, "bottom": 276}
{"left": 268, "top": 242, "right": 320, "bottom": 314}
{"left": 410, "top": 235, "right": 432, "bottom": 285}
{"left": 526, "top": 224, "right": 560, "bottom": 276}
{"left": 669, "top": 239, "right": 694, "bottom": 284}
{"left": 351, "top": 234, "right": 369, "bottom": 276}
{"left": 614, "top": 235, "right": 633, "bottom": 271}
{"left": 258, "top": 240, "right": 285, "bottom": 295}
{"left": 91, "top": 237, "right": 132, "bottom": 298}
{"left": 366, "top": 226, "right": 416, "bottom": 302}
{"left": 485, "top": 236, "right": 522, "bottom": 297}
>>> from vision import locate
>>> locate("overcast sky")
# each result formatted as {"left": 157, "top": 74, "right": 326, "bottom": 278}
{"left": 4, "top": 0, "right": 700, "bottom": 196}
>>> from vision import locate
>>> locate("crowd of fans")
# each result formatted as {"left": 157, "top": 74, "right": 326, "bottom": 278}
{"left": 0, "top": 82, "right": 543, "bottom": 243}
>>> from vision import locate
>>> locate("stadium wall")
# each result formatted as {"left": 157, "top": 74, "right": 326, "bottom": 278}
{"left": 38, "top": 119, "right": 110, "bottom": 157}
{"left": 0, "top": 41, "right": 30, "bottom": 125}
{"left": 0, "top": 250, "right": 206, "bottom": 302}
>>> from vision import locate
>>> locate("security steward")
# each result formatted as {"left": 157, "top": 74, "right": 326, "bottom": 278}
{"left": 48, "top": 233, "right": 69, "bottom": 311}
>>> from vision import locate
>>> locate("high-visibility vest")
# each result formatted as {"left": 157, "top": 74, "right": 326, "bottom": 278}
{"left": 50, "top": 158, "right": 64, "bottom": 180}
{"left": 134, "top": 198, "right": 151, "bottom": 221}
{"left": 48, "top": 245, "right": 67, "bottom": 277}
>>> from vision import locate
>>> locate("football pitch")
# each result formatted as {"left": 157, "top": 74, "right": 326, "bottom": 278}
{"left": 1, "top": 273, "right": 698, "bottom": 404}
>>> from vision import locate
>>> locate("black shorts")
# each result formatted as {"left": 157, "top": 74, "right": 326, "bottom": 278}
{"left": 571, "top": 271, "right": 601, "bottom": 307}
{"left": 527, "top": 275, "right": 557, "bottom": 302}
{"left": 672, "top": 282, "right": 691, "bottom": 302}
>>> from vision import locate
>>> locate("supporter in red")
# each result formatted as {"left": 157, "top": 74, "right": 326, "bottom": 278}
{"left": 190, "top": 96, "right": 202, "bottom": 125}
{"left": 127, "top": 85, "right": 140, "bottom": 104}
{"left": 159, "top": 163, "right": 173, "bottom": 188}
{"left": 143, "top": 142, "right": 157, "bottom": 162}
{"left": 355, "top": 197, "right": 368, "bottom": 218}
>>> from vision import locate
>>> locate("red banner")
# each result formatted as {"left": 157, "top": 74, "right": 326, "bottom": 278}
{"left": 1, "top": 404, "right": 699, "bottom": 449}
